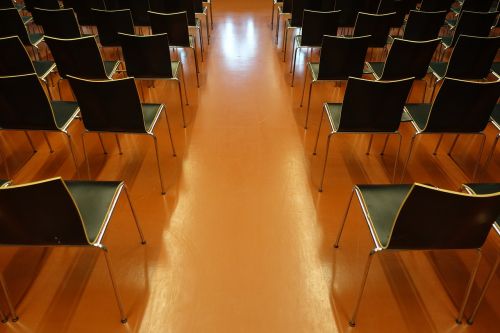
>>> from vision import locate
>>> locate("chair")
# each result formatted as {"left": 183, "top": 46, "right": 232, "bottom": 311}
{"left": 194, "top": 0, "right": 210, "bottom": 44}
{"left": 118, "top": 32, "right": 188, "bottom": 128}
{"left": 105, "top": 0, "right": 151, "bottom": 27}
{"left": 300, "top": 35, "right": 370, "bottom": 129}
{"left": 92, "top": 8, "right": 135, "bottom": 47}
{"left": 335, "top": 0, "right": 375, "bottom": 28}
{"left": 61, "top": 0, "right": 106, "bottom": 26}
{"left": 352, "top": 12, "right": 396, "bottom": 59}
{"left": 290, "top": 9, "right": 340, "bottom": 86}
{"left": 32, "top": 7, "right": 86, "bottom": 39}
{"left": 428, "top": 35, "right": 500, "bottom": 100}
{"left": 149, "top": 10, "right": 201, "bottom": 85}
{"left": 419, "top": 0, "right": 454, "bottom": 11}
{"left": 334, "top": 182, "right": 500, "bottom": 326}
{"left": 67, "top": 76, "right": 176, "bottom": 195}
{"left": 43, "top": 35, "right": 120, "bottom": 98}
{"left": 0, "top": 0, "right": 31, "bottom": 24}
{"left": 461, "top": 182, "right": 500, "bottom": 325}
{"left": 0, "top": 177, "right": 146, "bottom": 323}
{"left": 0, "top": 73, "right": 80, "bottom": 174}
{"left": 275, "top": 0, "right": 291, "bottom": 44}
{"left": 401, "top": 78, "right": 500, "bottom": 182}
{"left": 399, "top": 10, "right": 448, "bottom": 41}
{"left": 313, "top": 77, "right": 414, "bottom": 192}
{"left": 0, "top": 8, "right": 44, "bottom": 59}
{"left": 271, "top": 0, "right": 283, "bottom": 29}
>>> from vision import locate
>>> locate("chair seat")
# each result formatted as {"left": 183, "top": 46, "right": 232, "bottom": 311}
{"left": 22, "top": 15, "right": 32, "bottom": 25}
{"left": 34, "top": 60, "right": 56, "bottom": 80}
{"left": 441, "top": 36, "right": 452, "bottom": 48}
{"left": 171, "top": 61, "right": 180, "bottom": 78}
{"left": 29, "top": 33, "right": 44, "bottom": 46}
{"left": 429, "top": 62, "right": 447, "bottom": 79}
{"left": 309, "top": 62, "right": 319, "bottom": 80}
{"left": 404, "top": 103, "right": 431, "bottom": 131}
{"left": 104, "top": 60, "right": 120, "bottom": 78}
{"left": 366, "top": 62, "right": 384, "bottom": 79}
{"left": 51, "top": 101, "right": 80, "bottom": 130}
{"left": 142, "top": 104, "right": 163, "bottom": 133}
{"left": 324, "top": 103, "right": 342, "bottom": 131}
{"left": 65, "top": 180, "right": 124, "bottom": 244}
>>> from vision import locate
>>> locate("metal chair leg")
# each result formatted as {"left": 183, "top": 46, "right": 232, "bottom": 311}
{"left": 283, "top": 27, "right": 288, "bottom": 61}
{"left": 433, "top": 134, "right": 444, "bottom": 155}
{"left": 24, "top": 131, "right": 36, "bottom": 153}
{"left": 209, "top": 1, "right": 213, "bottom": 29}
{"left": 115, "top": 134, "right": 122, "bottom": 155}
{"left": 468, "top": 253, "right": 499, "bottom": 324}
{"left": 349, "top": 250, "right": 377, "bottom": 327}
{"left": 180, "top": 62, "right": 190, "bottom": 103}
{"left": 313, "top": 106, "right": 325, "bottom": 155}
{"left": 300, "top": 65, "right": 309, "bottom": 107}
{"left": 275, "top": 13, "right": 281, "bottom": 44}
{"left": 123, "top": 185, "right": 146, "bottom": 244}
{"left": 66, "top": 133, "right": 80, "bottom": 177}
{"left": 191, "top": 47, "right": 200, "bottom": 86}
{"left": 304, "top": 81, "right": 315, "bottom": 129}
{"left": 366, "top": 134, "right": 374, "bottom": 155}
{"left": 393, "top": 133, "right": 402, "bottom": 183}
{"left": 43, "top": 132, "right": 54, "bottom": 153}
{"left": 151, "top": 135, "right": 166, "bottom": 195}
{"left": 162, "top": 109, "right": 176, "bottom": 157}
{"left": 0, "top": 273, "right": 18, "bottom": 322}
{"left": 81, "top": 131, "right": 91, "bottom": 179}
{"left": 290, "top": 37, "right": 297, "bottom": 73}
{"left": 100, "top": 247, "right": 128, "bottom": 324}
{"left": 456, "top": 249, "right": 483, "bottom": 324}
{"left": 447, "top": 134, "right": 459, "bottom": 156}
{"left": 381, "top": 134, "right": 390, "bottom": 155}
{"left": 400, "top": 134, "right": 418, "bottom": 183}
{"left": 472, "top": 134, "right": 486, "bottom": 181}
{"left": 271, "top": 1, "right": 275, "bottom": 29}
{"left": 98, "top": 133, "right": 107, "bottom": 154}
{"left": 482, "top": 133, "right": 499, "bottom": 174}
{"left": 334, "top": 189, "right": 355, "bottom": 248}
{"left": 291, "top": 45, "right": 299, "bottom": 86}
{"left": 176, "top": 79, "right": 187, "bottom": 128}
{"left": 319, "top": 133, "right": 333, "bottom": 192}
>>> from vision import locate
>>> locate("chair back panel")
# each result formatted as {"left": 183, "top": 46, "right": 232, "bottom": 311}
{"left": 282, "top": 0, "right": 292, "bottom": 13}
{"left": 44, "top": 35, "right": 108, "bottom": 79}
{"left": 446, "top": 35, "right": 500, "bottom": 80}
{"left": 0, "top": 73, "right": 58, "bottom": 130}
{"left": 62, "top": 0, "right": 106, "bottom": 25}
{"left": 300, "top": 10, "right": 340, "bottom": 47}
{"left": 33, "top": 7, "right": 82, "bottom": 39}
{"left": 68, "top": 76, "right": 147, "bottom": 133}
{"left": 388, "top": 184, "right": 500, "bottom": 249}
{"left": 380, "top": 38, "right": 440, "bottom": 80}
{"left": 419, "top": 0, "right": 454, "bottom": 11}
{"left": 339, "top": 77, "right": 414, "bottom": 132}
{"left": 105, "top": 0, "right": 151, "bottom": 26}
{"left": 377, "top": 0, "right": 407, "bottom": 27}
{"left": 461, "top": 0, "right": 495, "bottom": 12}
{"left": 403, "top": 10, "right": 447, "bottom": 41}
{"left": 318, "top": 35, "right": 370, "bottom": 80}
{"left": 0, "top": 178, "right": 89, "bottom": 246}
{"left": 425, "top": 78, "right": 500, "bottom": 132}
{"left": 24, "top": 0, "right": 59, "bottom": 12}
{"left": 118, "top": 33, "right": 173, "bottom": 78}
{"left": 335, "top": 0, "right": 376, "bottom": 27}
{"left": 449, "top": 10, "right": 498, "bottom": 47}
{"left": 93, "top": 8, "right": 135, "bottom": 47}
{"left": 0, "top": 36, "right": 36, "bottom": 76}
{"left": 0, "top": 0, "right": 14, "bottom": 9}
{"left": 149, "top": 10, "right": 190, "bottom": 47}
{"left": 149, "top": 0, "right": 196, "bottom": 26}
{"left": 353, "top": 11, "right": 396, "bottom": 47}
{"left": 0, "top": 8, "right": 32, "bottom": 45}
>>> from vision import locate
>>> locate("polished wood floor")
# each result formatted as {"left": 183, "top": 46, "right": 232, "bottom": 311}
{"left": 0, "top": 0, "right": 499, "bottom": 332}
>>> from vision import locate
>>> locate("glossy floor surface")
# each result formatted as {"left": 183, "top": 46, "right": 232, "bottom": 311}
{"left": 0, "top": 0, "right": 499, "bottom": 332}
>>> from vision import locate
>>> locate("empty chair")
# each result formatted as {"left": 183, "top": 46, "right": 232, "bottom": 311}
{"left": 118, "top": 32, "right": 189, "bottom": 127}
{"left": 401, "top": 78, "right": 500, "bottom": 182}
{"left": 32, "top": 7, "right": 84, "bottom": 39}
{"left": 377, "top": 0, "right": 408, "bottom": 28}
{"left": 461, "top": 182, "right": 500, "bottom": 325}
{"left": 67, "top": 76, "right": 176, "bottom": 195}
{"left": 60, "top": 0, "right": 106, "bottom": 26}
{"left": 301, "top": 35, "right": 370, "bottom": 129}
{"left": 92, "top": 8, "right": 135, "bottom": 47}
{"left": 335, "top": 0, "right": 376, "bottom": 27}
{"left": 399, "top": 10, "right": 448, "bottom": 41}
{"left": 105, "top": 0, "right": 151, "bottom": 26}
{"left": 0, "top": 177, "right": 146, "bottom": 323}
{"left": 419, "top": 0, "right": 454, "bottom": 11}
{"left": 290, "top": 9, "right": 340, "bottom": 85}
{"left": 313, "top": 77, "right": 414, "bottom": 192}
{"left": 0, "top": 73, "right": 80, "bottom": 173}
{"left": 353, "top": 11, "right": 396, "bottom": 58}
{"left": 0, "top": 8, "right": 44, "bottom": 58}
{"left": 334, "top": 182, "right": 500, "bottom": 326}
{"left": 149, "top": 10, "right": 201, "bottom": 84}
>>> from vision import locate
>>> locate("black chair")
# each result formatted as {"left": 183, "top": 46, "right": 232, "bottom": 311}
{"left": 352, "top": 11, "right": 396, "bottom": 59}
{"left": 301, "top": 35, "right": 371, "bottom": 129}
{"left": 399, "top": 10, "right": 448, "bottom": 41}
{"left": 92, "top": 8, "right": 135, "bottom": 47}
{"left": 61, "top": 0, "right": 106, "bottom": 26}
{"left": 0, "top": 73, "right": 80, "bottom": 173}
{"left": 44, "top": 35, "right": 120, "bottom": 97}
{"left": 271, "top": 0, "right": 283, "bottom": 29}
{"left": 0, "top": 0, "right": 31, "bottom": 24}
{"left": 335, "top": 182, "right": 500, "bottom": 326}
{"left": 32, "top": 7, "right": 85, "bottom": 39}
{"left": 0, "top": 8, "right": 44, "bottom": 58}
{"left": 275, "top": 0, "right": 292, "bottom": 44}
{"left": 419, "top": 0, "right": 454, "bottom": 11}
{"left": 149, "top": 10, "right": 201, "bottom": 85}
{"left": 67, "top": 76, "right": 176, "bottom": 195}
{"left": 105, "top": 0, "right": 151, "bottom": 27}
{"left": 461, "top": 182, "right": 500, "bottom": 325}
{"left": 0, "top": 177, "right": 146, "bottom": 323}
{"left": 313, "top": 77, "right": 414, "bottom": 191}
{"left": 290, "top": 9, "right": 340, "bottom": 85}
{"left": 335, "top": 0, "right": 375, "bottom": 27}
{"left": 401, "top": 78, "right": 500, "bottom": 182}
{"left": 366, "top": 38, "right": 441, "bottom": 101}
{"left": 118, "top": 32, "right": 188, "bottom": 127}
{"left": 428, "top": 35, "right": 500, "bottom": 100}
{"left": 23, "top": 0, "right": 60, "bottom": 12}
{"left": 377, "top": 0, "right": 408, "bottom": 28}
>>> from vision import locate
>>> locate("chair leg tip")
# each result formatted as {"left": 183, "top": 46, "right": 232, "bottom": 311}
{"left": 455, "top": 319, "right": 462, "bottom": 324}
{"left": 141, "top": 240, "right": 147, "bottom": 245}
{"left": 161, "top": 191, "right": 166, "bottom": 195}
{"left": 349, "top": 321, "right": 356, "bottom": 327}
{"left": 11, "top": 317, "right": 19, "bottom": 322}
{"left": 334, "top": 245, "right": 339, "bottom": 248}
{"left": 318, "top": 188, "right": 323, "bottom": 193}
{"left": 121, "top": 318, "right": 128, "bottom": 324}
{"left": 467, "top": 320, "right": 473, "bottom": 325}
{"left": 1, "top": 318, "right": 7, "bottom": 323}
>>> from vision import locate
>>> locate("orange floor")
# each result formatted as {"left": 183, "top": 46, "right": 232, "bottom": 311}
{"left": 0, "top": 0, "right": 499, "bottom": 332}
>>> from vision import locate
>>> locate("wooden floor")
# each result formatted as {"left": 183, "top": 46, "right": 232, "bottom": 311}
{"left": 0, "top": 0, "right": 499, "bottom": 332}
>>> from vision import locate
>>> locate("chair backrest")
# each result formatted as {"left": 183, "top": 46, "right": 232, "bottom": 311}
{"left": 377, "top": 0, "right": 408, "bottom": 27}
{"left": 445, "top": 35, "right": 500, "bottom": 80}
{"left": 0, "top": 177, "right": 89, "bottom": 246}
{"left": 118, "top": 32, "right": 173, "bottom": 78}
{"left": 24, "top": 0, "right": 59, "bottom": 12}
{"left": 105, "top": 0, "right": 151, "bottom": 26}
{"left": 149, "top": 10, "right": 190, "bottom": 47}
{"left": 419, "top": 0, "right": 454, "bottom": 11}
{"left": 402, "top": 10, "right": 447, "bottom": 41}
{"left": 62, "top": 0, "right": 106, "bottom": 25}
{"left": 380, "top": 38, "right": 440, "bottom": 80}
{"left": 338, "top": 76, "right": 414, "bottom": 132}
{"left": 424, "top": 78, "right": 500, "bottom": 132}
{"left": 0, "top": 0, "right": 14, "bottom": 9}
{"left": 448, "top": 10, "right": 498, "bottom": 47}
{"left": 44, "top": 35, "right": 109, "bottom": 79}
{"left": 0, "top": 8, "right": 32, "bottom": 45}
{"left": 300, "top": 10, "right": 340, "bottom": 47}
{"left": 92, "top": 8, "right": 135, "bottom": 47}
{"left": 463, "top": 183, "right": 500, "bottom": 226}
{"left": 353, "top": 11, "right": 396, "bottom": 47}
{"left": 0, "top": 36, "right": 37, "bottom": 76}
{"left": 33, "top": 7, "right": 82, "bottom": 39}
{"left": 0, "top": 73, "right": 59, "bottom": 130}
{"left": 461, "top": 0, "right": 495, "bottom": 12}
{"left": 67, "top": 75, "right": 147, "bottom": 133}
{"left": 335, "top": 0, "right": 375, "bottom": 27}
{"left": 317, "top": 35, "right": 370, "bottom": 80}
{"left": 149, "top": 0, "right": 196, "bottom": 26}
{"left": 387, "top": 183, "right": 500, "bottom": 250}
